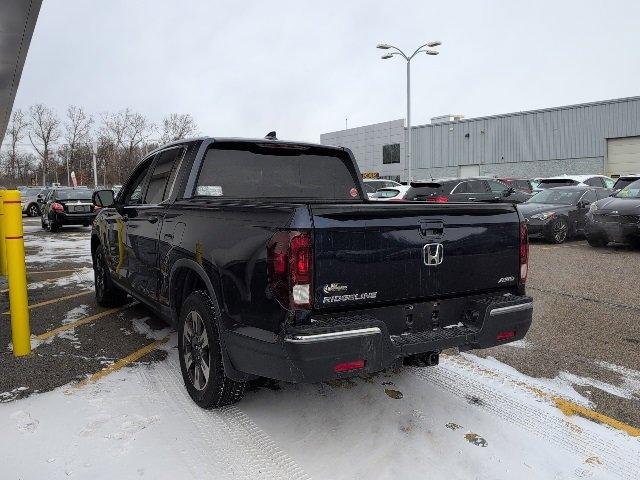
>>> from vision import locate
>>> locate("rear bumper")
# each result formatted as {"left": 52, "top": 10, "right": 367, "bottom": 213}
{"left": 50, "top": 211, "right": 96, "bottom": 225}
{"left": 223, "top": 293, "right": 533, "bottom": 383}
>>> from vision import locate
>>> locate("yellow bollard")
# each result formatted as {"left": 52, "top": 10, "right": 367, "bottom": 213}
{"left": 0, "top": 190, "right": 7, "bottom": 276}
{"left": 4, "top": 190, "right": 31, "bottom": 356}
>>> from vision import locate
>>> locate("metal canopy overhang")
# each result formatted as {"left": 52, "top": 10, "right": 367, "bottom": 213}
{"left": 0, "top": 0, "right": 42, "bottom": 142}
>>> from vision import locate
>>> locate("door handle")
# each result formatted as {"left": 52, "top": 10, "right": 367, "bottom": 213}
{"left": 468, "top": 197, "right": 476, "bottom": 201}
{"left": 148, "top": 216, "right": 159, "bottom": 224}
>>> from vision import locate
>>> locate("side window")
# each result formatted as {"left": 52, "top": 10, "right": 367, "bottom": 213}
{"left": 145, "top": 148, "right": 184, "bottom": 204}
{"left": 122, "top": 158, "right": 154, "bottom": 205}
{"left": 580, "top": 190, "right": 597, "bottom": 204}
{"left": 452, "top": 182, "right": 468, "bottom": 194}
{"left": 467, "top": 180, "right": 488, "bottom": 193}
{"left": 584, "top": 177, "right": 603, "bottom": 187}
{"left": 603, "top": 178, "right": 615, "bottom": 188}
{"left": 487, "top": 180, "right": 507, "bottom": 193}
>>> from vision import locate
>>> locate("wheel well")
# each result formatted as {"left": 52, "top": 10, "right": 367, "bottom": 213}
{"left": 171, "top": 267, "right": 208, "bottom": 320}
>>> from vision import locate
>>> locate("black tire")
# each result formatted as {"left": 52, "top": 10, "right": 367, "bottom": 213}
{"left": 586, "top": 234, "right": 608, "bottom": 247}
{"left": 546, "top": 217, "right": 569, "bottom": 244}
{"left": 27, "top": 203, "right": 40, "bottom": 217}
{"left": 178, "top": 290, "right": 246, "bottom": 408}
{"left": 94, "top": 244, "right": 128, "bottom": 307}
{"left": 48, "top": 221, "right": 60, "bottom": 233}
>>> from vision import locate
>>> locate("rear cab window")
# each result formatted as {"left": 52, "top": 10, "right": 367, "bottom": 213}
{"left": 195, "top": 142, "right": 361, "bottom": 200}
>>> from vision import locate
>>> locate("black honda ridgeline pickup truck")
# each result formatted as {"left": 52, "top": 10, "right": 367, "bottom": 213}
{"left": 91, "top": 136, "right": 533, "bottom": 408}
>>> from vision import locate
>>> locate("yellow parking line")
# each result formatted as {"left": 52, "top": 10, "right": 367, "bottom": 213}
{"left": 446, "top": 355, "right": 640, "bottom": 438}
{"left": 70, "top": 336, "right": 170, "bottom": 391}
{"left": 2, "top": 290, "right": 92, "bottom": 314}
{"left": 552, "top": 396, "right": 640, "bottom": 438}
{"left": 36, "top": 303, "right": 136, "bottom": 341}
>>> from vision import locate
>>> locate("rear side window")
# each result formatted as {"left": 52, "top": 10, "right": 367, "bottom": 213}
{"left": 145, "top": 148, "right": 184, "bottom": 204}
{"left": 584, "top": 177, "right": 604, "bottom": 187}
{"left": 515, "top": 180, "right": 531, "bottom": 191}
{"left": 464, "top": 180, "right": 488, "bottom": 193}
{"left": 375, "top": 188, "right": 400, "bottom": 198}
{"left": 195, "top": 145, "right": 359, "bottom": 199}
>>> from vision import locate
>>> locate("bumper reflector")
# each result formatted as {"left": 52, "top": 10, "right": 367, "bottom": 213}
{"left": 333, "top": 359, "right": 365, "bottom": 373}
{"left": 496, "top": 330, "right": 516, "bottom": 341}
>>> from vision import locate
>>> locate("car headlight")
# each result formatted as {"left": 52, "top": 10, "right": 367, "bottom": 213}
{"left": 589, "top": 202, "right": 598, "bottom": 213}
{"left": 530, "top": 212, "right": 556, "bottom": 221}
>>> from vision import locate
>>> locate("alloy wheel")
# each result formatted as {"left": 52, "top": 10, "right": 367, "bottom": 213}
{"left": 553, "top": 220, "right": 568, "bottom": 243}
{"left": 182, "top": 310, "right": 211, "bottom": 391}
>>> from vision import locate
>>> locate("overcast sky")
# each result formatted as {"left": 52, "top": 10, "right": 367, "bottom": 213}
{"left": 11, "top": 0, "right": 640, "bottom": 143}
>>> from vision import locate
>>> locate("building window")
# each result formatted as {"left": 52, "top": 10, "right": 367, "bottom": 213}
{"left": 382, "top": 143, "right": 400, "bottom": 164}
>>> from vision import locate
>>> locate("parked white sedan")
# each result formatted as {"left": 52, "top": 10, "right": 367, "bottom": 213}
{"left": 369, "top": 185, "right": 412, "bottom": 201}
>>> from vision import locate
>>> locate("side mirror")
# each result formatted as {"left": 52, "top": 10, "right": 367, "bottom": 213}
{"left": 93, "top": 189, "right": 115, "bottom": 208}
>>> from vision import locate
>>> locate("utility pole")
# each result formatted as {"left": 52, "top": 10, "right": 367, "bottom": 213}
{"left": 91, "top": 141, "right": 98, "bottom": 188}
{"left": 66, "top": 148, "right": 71, "bottom": 186}
{"left": 377, "top": 41, "right": 442, "bottom": 183}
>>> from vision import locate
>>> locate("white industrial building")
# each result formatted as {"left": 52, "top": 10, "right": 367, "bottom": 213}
{"left": 320, "top": 96, "right": 640, "bottom": 182}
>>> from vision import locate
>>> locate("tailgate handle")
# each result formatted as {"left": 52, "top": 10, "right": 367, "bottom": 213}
{"left": 419, "top": 220, "right": 444, "bottom": 237}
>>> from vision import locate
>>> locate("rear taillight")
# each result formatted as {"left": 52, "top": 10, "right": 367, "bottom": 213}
{"left": 520, "top": 222, "right": 529, "bottom": 283}
{"left": 52, "top": 202, "right": 64, "bottom": 212}
{"left": 426, "top": 195, "right": 449, "bottom": 203}
{"left": 267, "top": 230, "right": 313, "bottom": 309}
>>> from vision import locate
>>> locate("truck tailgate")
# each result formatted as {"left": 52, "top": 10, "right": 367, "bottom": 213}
{"left": 311, "top": 202, "right": 521, "bottom": 309}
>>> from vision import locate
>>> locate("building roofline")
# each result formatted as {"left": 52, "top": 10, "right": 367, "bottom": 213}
{"left": 416, "top": 96, "right": 640, "bottom": 129}
{"left": 320, "top": 119, "right": 405, "bottom": 137}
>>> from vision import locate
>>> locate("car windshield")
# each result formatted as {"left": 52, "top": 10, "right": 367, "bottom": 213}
{"left": 615, "top": 180, "right": 640, "bottom": 198}
{"left": 55, "top": 189, "right": 93, "bottom": 200}
{"left": 526, "top": 189, "right": 582, "bottom": 205}
{"left": 613, "top": 177, "right": 640, "bottom": 190}
{"left": 23, "top": 188, "right": 43, "bottom": 196}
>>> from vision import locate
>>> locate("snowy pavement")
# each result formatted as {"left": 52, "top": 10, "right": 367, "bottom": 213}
{"left": 2, "top": 217, "right": 640, "bottom": 480}
{"left": 3, "top": 341, "right": 639, "bottom": 480}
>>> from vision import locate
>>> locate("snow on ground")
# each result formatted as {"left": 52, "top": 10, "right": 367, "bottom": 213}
{"left": 25, "top": 230, "right": 92, "bottom": 265}
{"left": 1, "top": 341, "right": 638, "bottom": 480}
{"left": 28, "top": 267, "right": 94, "bottom": 290}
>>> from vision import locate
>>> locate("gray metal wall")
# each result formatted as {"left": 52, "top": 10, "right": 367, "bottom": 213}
{"left": 321, "top": 97, "right": 640, "bottom": 180}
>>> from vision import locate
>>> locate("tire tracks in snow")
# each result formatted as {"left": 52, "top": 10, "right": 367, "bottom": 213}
{"left": 137, "top": 350, "right": 310, "bottom": 480}
{"left": 409, "top": 355, "right": 640, "bottom": 480}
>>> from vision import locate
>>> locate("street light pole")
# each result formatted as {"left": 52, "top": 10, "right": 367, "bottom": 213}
{"left": 406, "top": 60, "right": 411, "bottom": 183}
{"left": 377, "top": 41, "right": 441, "bottom": 183}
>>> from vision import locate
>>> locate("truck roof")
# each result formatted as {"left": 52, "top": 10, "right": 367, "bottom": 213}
{"left": 149, "top": 136, "right": 345, "bottom": 157}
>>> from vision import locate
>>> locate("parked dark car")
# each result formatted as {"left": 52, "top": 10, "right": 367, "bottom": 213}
{"left": 91, "top": 136, "right": 532, "bottom": 408}
{"left": 585, "top": 179, "right": 640, "bottom": 248}
{"left": 498, "top": 178, "right": 534, "bottom": 194}
{"left": 40, "top": 187, "right": 97, "bottom": 232}
{"left": 404, "top": 177, "right": 530, "bottom": 204}
{"left": 518, "top": 186, "right": 612, "bottom": 244}
{"left": 612, "top": 175, "right": 640, "bottom": 191}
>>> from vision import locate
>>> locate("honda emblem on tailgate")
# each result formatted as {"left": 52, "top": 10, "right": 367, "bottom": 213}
{"left": 423, "top": 243, "right": 443, "bottom": 266}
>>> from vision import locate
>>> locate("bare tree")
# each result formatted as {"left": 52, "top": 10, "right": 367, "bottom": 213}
{"left": 3, "top": 109, "right": 30, "bottom": 180}
{"left": 63, "top": 105, "right": 93, "bottom": 185}
{"left": 100, "top": 109, "right": 152, "bottom": 184}
{"left": 28, "top": 104, "right": 61, "bottom": 185}
{"left": 159, "top": 113, "right": 198, "bottom": 144}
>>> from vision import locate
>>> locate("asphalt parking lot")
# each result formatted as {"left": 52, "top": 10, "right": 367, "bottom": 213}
{"left": 1, "top": 217, "right": 640, "bottom": 478}
{"left": 1, "top": 219, "right": 639, "bottom": 426}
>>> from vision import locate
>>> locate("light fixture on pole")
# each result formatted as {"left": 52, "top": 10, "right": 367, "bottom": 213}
{"left": 377, "top": 41, "right": 442, "bottom": 183}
